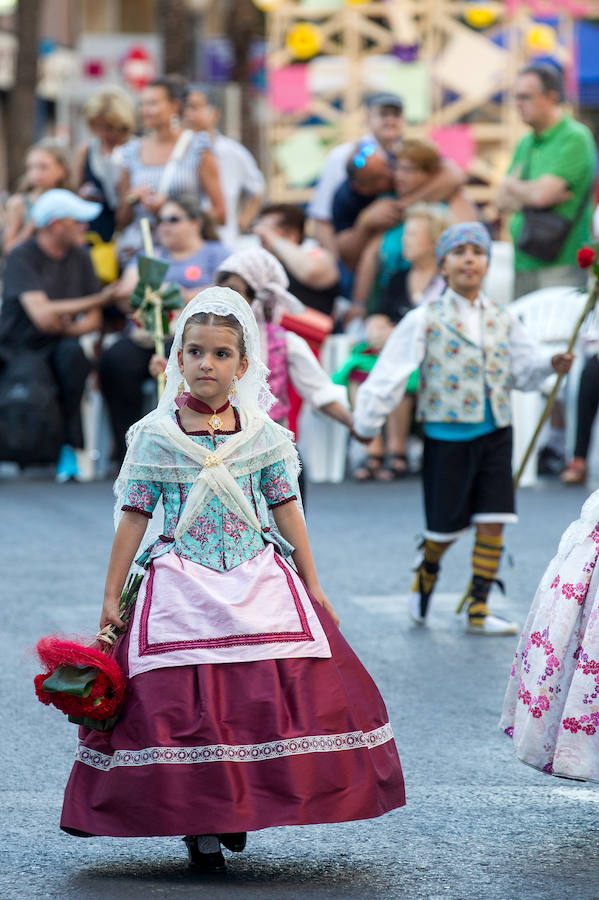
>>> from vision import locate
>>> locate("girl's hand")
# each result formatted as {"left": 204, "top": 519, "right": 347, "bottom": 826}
{"left": 309, "top": 584, "right": 340, "bottom": 628}
{"left": 100, "top": 597, "right": 125, "bottom": 631}
{"left": 149, "top": 354, "right": 168, "bottom": 378}
{"left": 350, "top": 427, "right": 372, "bottom": 445}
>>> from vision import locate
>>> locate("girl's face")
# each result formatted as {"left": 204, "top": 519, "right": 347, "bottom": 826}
{"left": 26, "top": 149, "right": 65, "bottom": 191}
{"left": 218, "top": 274, "right": 253, "bottom": 304}
{"left": 178, "top": 323, "right": 248, "bottom": 405}
{"left": 140, "top": 86, "right": 178, "bottom": 131}
{"left": 157, "top": 202, "right": 199, "bottom": 251}
{"left": 440, "top": 243, "right": 489, "bottom": 297}
{"left": 402, "top": 216, "right": 434, "bottom": 263}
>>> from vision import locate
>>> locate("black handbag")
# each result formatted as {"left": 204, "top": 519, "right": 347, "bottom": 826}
{"left": 516, "top": 146, "right": 590, "bottom": 263}
{"left": 0, "top": 350, "right": 63, "bottom": 465}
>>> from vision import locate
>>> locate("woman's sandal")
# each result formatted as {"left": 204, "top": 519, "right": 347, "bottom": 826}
{"left": 561, "top": 457, "right": 587, "bottom": 485}
{"left": 352, "top": 454, "right": 385, "bottom": 481}
{"left": 377, "top": 453, "right": 409, "bottom": 481}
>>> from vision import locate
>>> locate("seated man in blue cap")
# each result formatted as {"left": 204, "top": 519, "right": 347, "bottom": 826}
{"left": 0, "top": 188, "right": 118, "bottom": 481}
{"left": 352, "top": 222, "right": 574, "bottom": 635}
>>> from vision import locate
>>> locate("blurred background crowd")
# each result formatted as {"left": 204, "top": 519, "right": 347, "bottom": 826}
{"left": 0, "top": 0, "right": 598, "bottom": 487}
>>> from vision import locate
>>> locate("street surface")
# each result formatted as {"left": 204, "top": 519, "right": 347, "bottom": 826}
{"left": 3, "top": 471, "right": 599, "bottom": 899}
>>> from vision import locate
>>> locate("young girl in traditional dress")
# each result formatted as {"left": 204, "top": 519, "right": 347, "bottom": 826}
{"left": 501, "top": 491, "right": 599, "bottom": 782}
{"left": 60, "top": 288, "right": 405, "bottom": 870}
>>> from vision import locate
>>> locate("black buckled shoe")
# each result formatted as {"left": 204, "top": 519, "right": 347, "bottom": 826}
{"left": 182, "top": 835, "right": 226, "bottom": 872}
{"left": 219, "top": 832, "right": 247, "bottom": 853}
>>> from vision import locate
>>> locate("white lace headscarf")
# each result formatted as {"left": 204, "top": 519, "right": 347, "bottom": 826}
{"left": 114, "top": 287, "right": 301, "bottom": 547}
{"left": 216, "top": 246, "right": 305, "bottom": 324}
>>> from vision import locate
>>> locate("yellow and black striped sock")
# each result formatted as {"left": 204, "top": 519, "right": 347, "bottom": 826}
{"left": 411, "top": 539, "right": 450, "bottom": 595}
{"left": 468, "top": 534, "right": 503, "bottom": 623}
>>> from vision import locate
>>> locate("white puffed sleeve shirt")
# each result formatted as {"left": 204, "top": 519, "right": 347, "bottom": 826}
{"left": 353, "top": 290, "right": 554, "bottom": 439}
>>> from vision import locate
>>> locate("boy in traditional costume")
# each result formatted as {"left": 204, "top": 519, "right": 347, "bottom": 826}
{"left": 353, "top": 222, "right": 573, "bottom": 634}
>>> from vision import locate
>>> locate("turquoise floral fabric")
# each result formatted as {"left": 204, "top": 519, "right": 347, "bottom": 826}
{"left": 122, "top": 414, "right": 296, "bottom": 572}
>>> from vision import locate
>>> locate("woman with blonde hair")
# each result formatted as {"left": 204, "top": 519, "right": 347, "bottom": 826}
{"left": 3, "top": 138, "right": 70, "bottom": 253}
{"left": 73, "top": 86, "right": 136, "bottom": 242}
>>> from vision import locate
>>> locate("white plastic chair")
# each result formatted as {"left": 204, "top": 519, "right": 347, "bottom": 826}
{"left": 297, "top": 334, "right": 354, "bottom": 484}
{"left": 510, "top": 286, "right": 589, "bottom": 487}
{"left": 484, "top": 241, "right": 515, "bottom": 307}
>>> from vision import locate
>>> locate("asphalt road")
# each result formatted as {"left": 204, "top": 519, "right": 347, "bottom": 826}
{"left": 3, "top": 470, "right": 599, "bottom": 900}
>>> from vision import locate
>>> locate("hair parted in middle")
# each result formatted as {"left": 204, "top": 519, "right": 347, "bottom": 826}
{"left": 182, "top": 311, "right": 247, "bottom": 358}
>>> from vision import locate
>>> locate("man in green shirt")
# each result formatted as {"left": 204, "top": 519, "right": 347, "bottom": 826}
{"left": 497, "top": 64, "right": 596, "bottom": 298}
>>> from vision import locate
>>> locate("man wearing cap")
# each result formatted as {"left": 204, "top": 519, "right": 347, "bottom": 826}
{"left": 310, "top": 92, "right": 465, "bottom": 263}
{"left": 352, "top": 222, "right": 573, "bottom": 635}
{"left": 308, "top": 93, "right": 405, "bottom": 254}
{"left": 0, "top": 188, "right": 118, "bottom": 480}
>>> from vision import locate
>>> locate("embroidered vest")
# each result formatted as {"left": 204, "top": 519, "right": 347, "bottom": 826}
{"left": 416, "top": 293, "right": 513, "bottom": 427}
{"left": 266, "top": 323, "right": 291, "bottom": 424}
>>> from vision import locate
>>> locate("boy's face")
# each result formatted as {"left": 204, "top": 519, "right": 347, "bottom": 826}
{"left": 440, "top": 243, "right": 489, "bottom": 296}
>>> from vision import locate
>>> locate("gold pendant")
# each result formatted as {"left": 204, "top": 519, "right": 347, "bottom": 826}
{"left": 208, "top": 412, "right": 223, "bottom": 430}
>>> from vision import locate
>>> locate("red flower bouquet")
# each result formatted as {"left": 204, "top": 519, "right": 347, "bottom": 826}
{"left": 33, "top": 573, "right": 142, "bottom": 732}
{"left": 34, "top": 637, "right": 126, "bottom": 732}
{"left": 577, "top": 246, "right": 596, "bottom": 269}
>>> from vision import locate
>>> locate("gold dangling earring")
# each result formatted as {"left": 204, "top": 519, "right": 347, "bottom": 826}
{"left": 177, "top": 379, "right": 185, "bottom": 398}
{"left": 228, "top": 376, "right": 238, "bottom": 401}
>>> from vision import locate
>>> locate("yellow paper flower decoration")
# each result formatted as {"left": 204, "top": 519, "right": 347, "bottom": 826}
{"left": 526, "top": 24, "right": 557, "bottom": 56}
{"left": 286, "top": 23, "right": 323, "bottom": 61}
{"left": 464, "top": 5, "right": 497, "bottom": 29}
{"left": 252, "top": 0, "right": 284, "bottom": 10}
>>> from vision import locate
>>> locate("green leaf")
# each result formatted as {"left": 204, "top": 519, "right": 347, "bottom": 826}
{"left": 68, "top": 713, "right": 119, "bottom": 732}
{"left": 42, "top": 665, "right": 98, "bottom": 698}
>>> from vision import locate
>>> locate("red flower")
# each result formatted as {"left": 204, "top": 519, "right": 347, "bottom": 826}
{"left": 33, "top": 635, "right": 126, "bottom": 723}
{"left": 577, "top": 247, "right": 596, "bottom": 269}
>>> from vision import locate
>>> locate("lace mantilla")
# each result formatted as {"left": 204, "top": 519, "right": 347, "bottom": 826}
{"left": 113, "top": 288, "right": 303, "bottom": 551}
{"left": 556, "top": 490, "right": 599, "bottom": 560}
{"left": 75, "top": 723, "right": 394, "bottom": 771}
{"left": 539, "top": 489, "right": 599, "bottom": 590}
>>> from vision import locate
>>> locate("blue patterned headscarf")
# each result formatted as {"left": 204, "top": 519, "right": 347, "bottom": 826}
{"left": 435, "top": 222, "right": 491, "bottom": 267}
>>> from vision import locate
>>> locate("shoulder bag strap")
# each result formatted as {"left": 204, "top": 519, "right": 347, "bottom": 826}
{"left": 158, "top": 129, "right": 193, "bottom": 196}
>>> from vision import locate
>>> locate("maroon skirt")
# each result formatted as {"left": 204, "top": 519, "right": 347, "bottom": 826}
{"left": 60, "top": 599, "right": 405, "bottom": 837}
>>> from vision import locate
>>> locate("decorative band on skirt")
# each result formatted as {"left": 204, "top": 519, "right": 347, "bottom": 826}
{"left": 74, "top": 722, "right": 394, "bottom": 771}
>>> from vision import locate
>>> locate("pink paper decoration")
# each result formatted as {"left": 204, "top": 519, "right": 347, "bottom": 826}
{"left": 430, "top": 125, "right": 475, "bottom": 172}
{"left": 268, "top": 65, "right": 310, "bottom": 113}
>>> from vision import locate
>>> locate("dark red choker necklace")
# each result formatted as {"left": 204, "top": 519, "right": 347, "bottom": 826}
{"left": 184, "top": 395, "right": 230, "bottom": 430}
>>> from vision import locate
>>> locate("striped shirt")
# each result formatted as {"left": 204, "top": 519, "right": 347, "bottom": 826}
{"left": 121, "top": 130, "right": 211, "bottom": 213}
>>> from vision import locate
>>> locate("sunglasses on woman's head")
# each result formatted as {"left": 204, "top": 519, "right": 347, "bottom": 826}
{"left": 351, "top": 142, "right": 377, "bottom": 169}
{"left": 159, "top": 215, "right": 187, "bottom": 224}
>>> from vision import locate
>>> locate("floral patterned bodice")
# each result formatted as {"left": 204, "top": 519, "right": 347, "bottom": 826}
{"left": 122, "top": 411, "right": 296, "bottom": 572}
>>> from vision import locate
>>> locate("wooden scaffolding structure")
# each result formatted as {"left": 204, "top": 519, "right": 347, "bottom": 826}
{"left": 265, "top": 1, "right": 576, "bottom": 219}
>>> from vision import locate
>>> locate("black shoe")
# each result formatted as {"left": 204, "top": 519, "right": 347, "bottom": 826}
{"left": 182, "top": 836, "right": 226, "bottom": 872}
{"left": 537, "top": 445, "right": 565, "bottom": 476}
{"left": 219, "top": 832, "right": 247, "bottom": 853}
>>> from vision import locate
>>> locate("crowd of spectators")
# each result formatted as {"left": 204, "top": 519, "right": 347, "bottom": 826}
{"left": 0, "top": 64, "right": 596, "bottom": 485}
